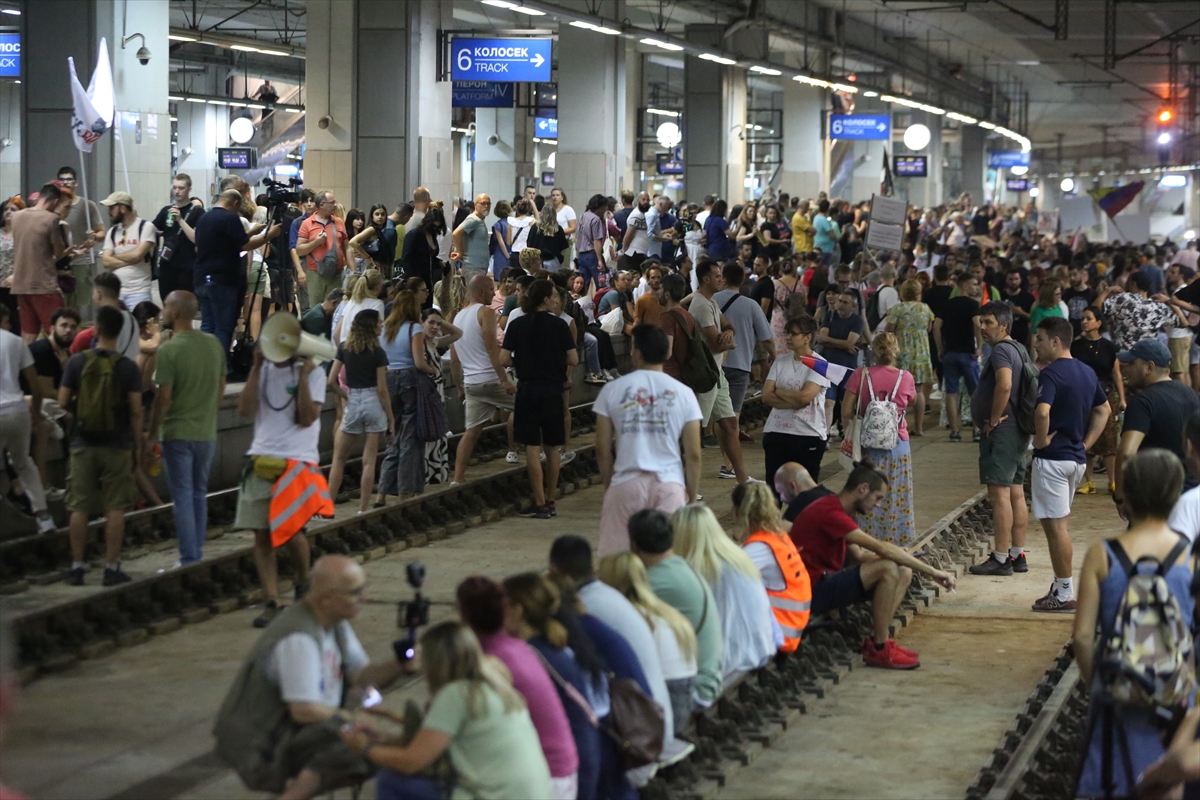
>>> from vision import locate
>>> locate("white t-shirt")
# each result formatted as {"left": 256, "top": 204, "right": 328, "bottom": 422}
{"left": 556, "top": 205, "right": 577, "bottom": 240}
{"left": 1168, "top": 485, "right": 1200, "bottom": 542}
{"left": 625, "top": 209, "right": 651, "bottom": 256}
{"left": 649, "top": 613, "right": 697, "bottom": 681}
{"left": 763, "top": 353, "right": 831, "bottom": 438}
{"left": 632, "top": 276, "right": 649, "bottom": 302}
{"left": 105, "top": 216, "right": 157, "bottom": 297}
{"left": 743, "top": 541, "right": 786, "bottom": 591}
{"left": 333, "top": 297, "right": 385, "bottom": 345}
{"left": 247, "top": 361, "right": 328, "bottom": 463}
{"left": 0, "top": 329, "right": 33, "bottom": 414}
{"left": 509, "top": 216, "right": 535, "bottom": 251}
{"left": 593, "top": 369, "right": 702, "bottom": 487}
{"left": 874, "top": 285, "right": 900, "bottom": 333}
{"left": 695, "top": 209, "right": 711, "bottom": 228}
{"left": 266, "top": 624, "right": 370, "bottom": 707}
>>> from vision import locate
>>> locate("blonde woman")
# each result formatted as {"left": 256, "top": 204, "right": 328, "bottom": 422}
{"left": 342, "top": 620, "right": 554, "bottom": 800}
{"left": 671, "top": 503, "right": 776, "bottom": 682}
{"left": 527, "top": 203, "right": 569, "bottom": 272}
{"left": 730, "top": 482, "right": 811, "bottom": 653}
{"left": 841, "top": 332, "right": 918, "bottom": 546}
{"left": 326, "top": 309, "right": 393, "bottom": 513}
{"left": 885, "top": 279, "right": 936, "bottom": 435}
{"left": 597, "top": 552, "right": 698, "bottom": 730}
{"left": 332, "top": 268, "right": 385, "bottom": 345}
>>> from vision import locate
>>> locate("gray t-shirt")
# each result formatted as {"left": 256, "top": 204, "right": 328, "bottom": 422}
{"left": 712, "top": 289, "right": 772, "bottom": 373}
{"left": 459, "top": 213, "right": 490, "bottom": 274}
{"left": 689, "top": 292, "right": 723, "bottom": 366}
{"left": 971, "top": 338, "right": 1024, "bottom": 433}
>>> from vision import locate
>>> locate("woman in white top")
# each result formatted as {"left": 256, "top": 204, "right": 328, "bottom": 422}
{"left": 597, "top": 552, "right": 698, "bottom": 732}
{"left": 507, "top": 199, "right": 536, "bottom": 269}
{"left": 333, "top": 268, "right": 385, "bottom": 345}
{"left": 671, "top": 503, "right": 775, "bottom": 685}
{"left": 761, "top": 314, "right": 833, "bottom": 498}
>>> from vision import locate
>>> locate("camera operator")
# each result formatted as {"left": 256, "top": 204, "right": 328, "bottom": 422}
{"left": 214, "top": 555, "right": 410, "bottom": 800}
{"left": 263, "top": 183, "right": 303, "bottom": 314}
{"left": 152, "top": 174, "right": 205, "bottom": 297}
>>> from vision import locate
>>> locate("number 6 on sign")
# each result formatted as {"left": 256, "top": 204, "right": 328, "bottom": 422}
{"left": 457, "top": 49, "right": 472, "bottom": 73}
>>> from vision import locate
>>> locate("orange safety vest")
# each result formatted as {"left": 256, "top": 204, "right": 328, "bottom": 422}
{"left": 746, "top": 530, "right": 812, "bottom": 653}
{"left": 269, "top": 460, "right": 335, "bottom": 547}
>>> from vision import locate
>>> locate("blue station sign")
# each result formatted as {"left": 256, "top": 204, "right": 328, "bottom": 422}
{"left": 989, "top": 150, "right": 1031, "bottom": 168}
{"left": 829, "top": 113, "right": 890, "bottom": 141}
{"left": 451, "top": 38, "right": 552, "bottom": 83}
{"left": 535, "top": 117, "right": 558, "bottom": 137}
{"left": 0, "top": 33, "right": 19, "bottom": 78}
{"left": 452, "top": 82, "right": 514, "bottom": 108}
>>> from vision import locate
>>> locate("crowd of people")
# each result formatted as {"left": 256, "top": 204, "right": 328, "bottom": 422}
{"left": 3, "top": 170, "right": 1200, "bottom": 800}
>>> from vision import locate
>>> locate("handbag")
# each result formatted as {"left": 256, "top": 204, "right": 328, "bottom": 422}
{"left": 415, "top": 370, "right": 449, "bottom": 443}
{"left": 605, "top": 674, "right": 665, "bottom": 770}
{"left": 312, "top": 219, "right": 341, "bottom": 279}
{"left": 837, "top": 368, "right": 865, "bottom": 471}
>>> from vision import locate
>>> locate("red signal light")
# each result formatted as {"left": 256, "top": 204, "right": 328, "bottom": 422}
{"left": 1157, "top": 109, "right": 1173, "bottom": 124}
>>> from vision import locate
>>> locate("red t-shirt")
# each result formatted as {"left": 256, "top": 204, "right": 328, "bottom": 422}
{"left": 790, "top": 493, "right": 858, "bottom": 581}
{"left": 69, "top": 327, "right": 95, "bottom": 354}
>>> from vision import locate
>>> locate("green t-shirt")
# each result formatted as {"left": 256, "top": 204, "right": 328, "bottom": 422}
{"left": 1029, "top": 303, "right": 1065, "bottom": 330}
{"left": 423, "top": 680, "right": 553, "bottom": 800}
{"left": 301, "top": 304, "right": 332, "bottom": 339}
{"left": 647, "top": 555, "right": 724, "bottom": 703}
{"left": 153, "top": 330, "right": 226, "bottom": 441}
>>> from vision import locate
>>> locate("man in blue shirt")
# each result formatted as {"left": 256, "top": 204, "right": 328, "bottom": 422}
{"left": 812, "top": 199, "right": 841, "bottom": 268}
{"left": 1028, "top": 316, "right": 1110, "bottom": 613}
{"left": 288, "top": 189, "right": 317, "bottom": 312}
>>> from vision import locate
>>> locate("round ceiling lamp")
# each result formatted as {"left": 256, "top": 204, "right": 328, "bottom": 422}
{"left": 902, "top": 123, "right": 931, "bottom": 151}
{"left": 1029, "top": 186, "right": 1040, "bottom": 198}
{"left": 547, "top": 151, "right": 556, "bottom": 170}
{"left": 1060, "top": 177, "right": 1075, "bottom": 193}
{"left": 1010, "top": 165, "right": 1028, "bottom": 176}
{"left": 656, "top": 121, "right": 682, "bottom": 149}
{"left": 229, "top": 117, "right": 255, "bottom": 145}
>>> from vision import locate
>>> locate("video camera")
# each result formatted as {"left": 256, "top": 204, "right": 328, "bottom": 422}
{"left": 263, "top": 177, "right": 303, "bottom": 224}
{"left": 392, "top": 562, "right": 430, "bottom": 663}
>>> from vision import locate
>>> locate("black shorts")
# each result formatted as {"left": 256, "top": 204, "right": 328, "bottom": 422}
{"left": 810, "top": 565, "right": 874, "bottom": 616}
{"left": 267, "top": 264, "right": 294, "bottom": 308}
{"left": 514, "top": 383, "right": 566, "bottom": 447}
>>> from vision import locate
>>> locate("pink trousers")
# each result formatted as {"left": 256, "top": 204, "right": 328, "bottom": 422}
{"left": 597, "top": 472, "right": 689, "bottom": 556}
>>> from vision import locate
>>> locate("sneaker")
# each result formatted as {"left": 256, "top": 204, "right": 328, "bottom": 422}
{"left": 519, "top": 504, "right": 553, "bottom": 519}
{"left": 66, "top": 566, "right": 85, "bottom": 586}
{"left": 739, "top": 476, "right": 766, "bottom": 485}
{"left": 519, "top": 504, "right": 547, "bottom": 517}
{"left": 1031, "top": 591, "right": 1077, "bottom": 613}
{"left": 45, "top": 487, "right": 67, "bottom": 503}
{"left": 972, "top": 430, "right": 982, "bottom": 443}
{"left": 585, "top": 373, "right": 607, "bottom": 385}
{"left": 294, "top": 579, "right": 311, "bottom": 601}
{"left": 701, "top": 435, "right": 719, "bottom": 449}
{"left": 253, "top": 600, "right": 281, "bottom": 628}
{"left": 718, "top": 466, "right": 737, "bottom": 480}
{"left": 1093, "top": 462, "right": 1107, "bottom": 475}
{"left": 102, "top": 567, "right": 133, "bottom": 587}
{"left": 36, "top": 515, "right": 57, "bottom": 534}
{"left": 1075, "top": 481, "right": 1097, "bottom": 495}
{"left": 506, "top": 451, "right": 519, "bottom": 464}
{"left": 548, "top": 501, "right": 557, "bottom": 517}
{"left": 968, "top": 554, "right": 1014, "bottom": 576}
{"left": 892, "top": 640, "right": 920, "bottom": 660}
{"left": 949, "top": 430, "right": 962, "bottom": 442}
{"left": 738, "top": 430, "right": 753, "bottom": 443}
{"left": 539, "top": 451, "right": 546, "bottom": 462}
{"left": 559, "top": 449, "right": 576, "bottom": 465}
{"left": 605, "top": 369, "right": 621, "bottom": 381}
{"left": 861, "top": 638, "right": 920, "bottom": 670}
{"left": 1011, "top": 552, "right": 1029, "bottom": 573}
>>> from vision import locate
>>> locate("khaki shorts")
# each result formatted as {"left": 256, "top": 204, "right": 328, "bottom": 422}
{"left": 234, "top": 465, "right": 274, "bottom": 532}
{"left": 464, "top": 379, "right": 516, "bottom": 429}
{"left": 247, "top": 260, "right": 271, "bottom": 296}
{"left": 1169, "top": 333, "right": 1193, "bottom": 374}
{"left": 697, "top": 368, "right": 735, "bottom": 426}
{"left": 67, "top": 447, "right": 137, "bottom": 514}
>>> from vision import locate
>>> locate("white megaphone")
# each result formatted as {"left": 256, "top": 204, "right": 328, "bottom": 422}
{"left": 259, "top": 312, "right": 338, "bottom": 365}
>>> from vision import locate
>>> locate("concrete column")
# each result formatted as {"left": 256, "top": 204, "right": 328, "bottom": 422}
{"left": 406, "top": 0, "right": 452, "bottom": 205}
{"left": 473, "top": 107, "right": 533, "bottom": 205}
{"left": 960, "top": 125, "right": 986, "bottom": 206}
{"left": 0, "top": 82, "right": 22, "bottom": 201}
{"left": 303, "top": 0, "right": 354, "bottom": 206}
{"left": 683, "top": 24, "right": 747, "bottom": 205}
{"left": 555, "top": 23, "right": 625, "bottom": 207}
{"left": 782, "top": 82, "right": 825, "bottom": 199}
{"left": 354, "top": 0, "right": 407, "bottom": 209}
{"left": 892, "top": 110, "right": 942, "bottom": 208}
{"left": 174, "top": 99, "right": 220, "bottom": 200}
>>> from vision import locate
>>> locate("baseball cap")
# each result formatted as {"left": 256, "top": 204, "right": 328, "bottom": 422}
{"left": 1116, "top": 339, "right": 1170, "bottom": 367}
{"left": 100, "top": 191, "right": 135, "bottom": 207}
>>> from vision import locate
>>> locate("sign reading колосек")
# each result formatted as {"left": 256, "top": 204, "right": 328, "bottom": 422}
{"left": 0, "top": 33, "right": 19, "bottom": 78}
{"left": 829, "top": 113, "right": 891, "bottom": 141}
{"left": 451, "top": 38, "right": 552, "bottom": 83}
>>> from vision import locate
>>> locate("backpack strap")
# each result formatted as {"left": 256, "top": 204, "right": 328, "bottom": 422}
{"left": 887, "top": 368, "right": 905, "bottom": 401}
{"left": 720, "top": 293, "right": 740, "bottom": 314}
{"left": 1160, "top": 536, "right": 1190, "bottom": 574}
{"left": 1106, "top": 539, "right": 1135, "bottom": 576}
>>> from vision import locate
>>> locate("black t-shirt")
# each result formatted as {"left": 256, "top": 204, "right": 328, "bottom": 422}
{"left": 1062, "top": 287, "right": 1097, "bottom": 335}
{"left": 1123, "top": 380, "right": 1200, "bottom": 474}
{"left": 193, "top": 206, "right": 250, "bottom": 287}
{"left": 783, "top": 485, "right": 835, "bottom": 523}
{"left": 152, "top": 203, "right": 206, "bottom": 275}
{"left": 760, "top": 221, "right": 791, "bottom": 260}
{"left": 923, "top": 285, "right": 954, "bottom": 319}
{"left": 28, "top": 338, "right": 65, "bottom": 388}
{"left": 1002, "top": 290, "right": 1036, "bottom": 344}
{"left": 938, "top": 296, "right": 980, "bottom": 353}
{"left": 61, "top": 350, "right": 142, "bottom": 449}
{"left": 502, "top": 311, "right": 576, "bottom": 384}
{"left": 751, "top": 276, "right": 774, "bottom": 315}
{"left": 335, "top": 344, "right": 388, "bottom": 389}
{"left": 1070, "top": 337, "right": 1118, "bottom": 390}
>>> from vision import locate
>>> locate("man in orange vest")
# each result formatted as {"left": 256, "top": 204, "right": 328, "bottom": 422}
{"left": 235, "top": 345, "right": 332, "bottom": 628}
{"left": 790, "top": 462, "right": 957, "bottom": 669}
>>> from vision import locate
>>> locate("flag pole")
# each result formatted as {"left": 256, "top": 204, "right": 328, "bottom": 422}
{"left": 78, "top": 150, "right": 96, "bottom": 267}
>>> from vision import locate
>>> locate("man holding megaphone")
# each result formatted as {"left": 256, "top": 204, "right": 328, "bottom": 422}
{"left": 236, "top": 313, "right": 338, "bottom": 628}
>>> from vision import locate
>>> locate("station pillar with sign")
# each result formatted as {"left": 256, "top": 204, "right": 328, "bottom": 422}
{"left": 782, "top": 81, "right": 826, "bottom": 201}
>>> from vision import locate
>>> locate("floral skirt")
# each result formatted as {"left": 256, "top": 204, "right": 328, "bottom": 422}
{"left": 859, "top": 438, "right": 917, "bottom": 547}
{"left": 1086, "top": 387, "right": 1121, "bottom": 459}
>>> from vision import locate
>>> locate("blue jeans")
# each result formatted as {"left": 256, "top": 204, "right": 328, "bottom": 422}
{"left": 162, "top": 439, "right": 215, "bottom": 564}
{"left": 377, "top": 368, "right": 425, "bottom": 496}
{"left": 197, "top": 282, "right": 239, "bottom": 353}
{"left": 575, "top": 250, "right": 601, "bottom": 291}
{"left": 582, "top": 332, "right": 602, "bottom": 374}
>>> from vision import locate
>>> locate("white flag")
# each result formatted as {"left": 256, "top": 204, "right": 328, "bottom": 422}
{"left": 69, "top": 38, "right": 115, "bottom": 153}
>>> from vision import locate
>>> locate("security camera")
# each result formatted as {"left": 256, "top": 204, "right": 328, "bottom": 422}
{"left": 136, "top": 46, "right": 151, "bottom": 65}
{"left": 123, "top": 33, "right": 151, "bottom": 65}
{"left": 487, "top": 134, "right": 499, "bottom": 146}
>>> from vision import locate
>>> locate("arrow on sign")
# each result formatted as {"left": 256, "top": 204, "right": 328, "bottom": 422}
{"left": 877, "top": 122, "right": 887, "bottom": 131}
{"left": 531, "top": 53, "right": 545, "bottom": 67}
{"left": 538, "top": 119, "right": 548, "bottom": 130}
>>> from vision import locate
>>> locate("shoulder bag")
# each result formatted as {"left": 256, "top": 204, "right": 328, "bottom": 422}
{"left": 311, "top": 219, "right": 341, "bottom": 279}
{"left": 414, "top": 324, "right": 449, "bottom": 443}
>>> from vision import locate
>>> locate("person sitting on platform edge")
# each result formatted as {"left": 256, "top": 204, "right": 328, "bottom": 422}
{"left": 774, "top": 461, "right": 833, "bottom": 523}
{"left": 214, "top": 555, "right": 410, "bottom": 800}
{"left": 791, "top": 461, "right": 957, "bottom": 669}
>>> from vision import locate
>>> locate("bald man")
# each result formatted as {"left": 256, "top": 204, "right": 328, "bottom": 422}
{"left": 147, "top": 290, "right": 227, "bottom": 565}
{"left": 453, "top": 192, "right": 493, "bottom": 279}
{"left": 450, "top": 275, "right": 518, "bottom": 483}
{"left": 775, "top": 461, "right": 834, "bottom": 522}
{"left": 215, "top": 556, "right": 409, "bottom": 800}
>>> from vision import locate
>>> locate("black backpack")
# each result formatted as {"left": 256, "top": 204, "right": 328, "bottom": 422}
{"left": 666, "top": 309, "right": 719, "bottom": 394}
{"left": 865, "top": 289, "right": 883, "bottom": 330}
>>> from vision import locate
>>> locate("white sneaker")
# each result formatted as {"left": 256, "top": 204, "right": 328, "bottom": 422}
{"left": 560, "top": 449, "right": 577, "bottom": 465}
{"left": 36, "top": 515, "right": 56, "bottom": 534}
{"left": 739, "top": 476, "right": 765, "bottom": 485}
{"left": 606, "top": 369, "right": 621, "bottom": 380}
{"left": 505, "top": 451, "right": 519, "bottom": 464}
{"left": 45, "top": 487, "right": 66, "bottom": 502}
{"left": 539, "top": 451, "right": 546, "bottom": 462}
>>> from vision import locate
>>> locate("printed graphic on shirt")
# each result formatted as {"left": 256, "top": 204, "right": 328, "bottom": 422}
{"left": 615, "top": 384, "right": 682, "bottom": 431}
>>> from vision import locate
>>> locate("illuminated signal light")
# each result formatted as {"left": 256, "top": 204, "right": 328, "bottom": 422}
{"left": 1157, "top": 109, "right": 1173, "bottom": 124}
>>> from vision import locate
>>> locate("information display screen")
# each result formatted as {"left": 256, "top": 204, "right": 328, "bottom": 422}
{"left": 894, "top": 156, "right": 928, "bottom": 177}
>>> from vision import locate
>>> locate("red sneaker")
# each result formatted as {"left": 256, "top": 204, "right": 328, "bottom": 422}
{"left": 862, "top": 638, "right": 920, "bottom": 670}
{"left": 862, "top": 636, "right": 918, "bottom": 660}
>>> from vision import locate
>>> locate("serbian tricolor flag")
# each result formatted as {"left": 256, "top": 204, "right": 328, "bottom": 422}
{"left": 1087, "top": 182, "right": 1144, "bottom": 219}
{"left": 800, "top": 355, "right": 852, "bottom": 386}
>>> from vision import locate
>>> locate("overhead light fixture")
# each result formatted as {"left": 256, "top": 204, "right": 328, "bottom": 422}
{"left": 258, "top": 49, "right": 291, "bottom": 56}
{"left": 750, "top": 66, "right": 782, "bottom": 76}
{"left": 699, "top": 53, "right": 737, "bottom": 65}
{"left": 229, "top": 117, "right": 255, "bottom": 144}
{"left": 512, "top": 6, "right": 546, "bottom": 15}
{"left": 1060, "top": 177, "right": 1075, "bottom": 192}
{"left": 207, "top": 100, "right": 228, "bottom": 106}
{"left": 282, "top": 106, "right": 302, "bottom": 113}
{"left": 978, "top": 121, "right": 997, "bottom": 130}
{"left": 1158, "top": 132, "right": 1172, "bottom": 145}
{"left": 641, "top": 38, "right": 684, "bottom": 51}
{"left": 230, "top": 44, "right": 260, "bottom": 52}
{"left": 1160, "top": 174, "right": 1186, "bottom": 188}
{"left": 1010, "top": 165, "right": 1029, "bottom": 176}
{"left": 481, "top": 0, "right": 519, "bottom": 7}
{"left": 795, "top": 75, "right": 832, "bottom": 89}
{"left": 946, "top": 111, "right": 978, "bottom": 124}
{"left": 903, "top": 123, "right": 931, "bottom": 151}
{"left": 862, "top": 90, "right": 879, "bottom": 98}
{"left": 168, "top": 34, "right": 197, "bottom": 42}
{"left": 168, "top": 95, "right": 184, "bottom": 101}
{"left": 245, "top": 102, "right": 267, "bottom": 109}
{"left": 1029, "top": 187, "right": 1040, "bottom": 198}
{"left": 646, "top": 108, "right": 680, "bottom": 118}
{"left": 570, "top": 20, "right": 619, "bottom": 34}
{"left": 186, "top": 97, "right": 206, "bottom": 103}
{"left": 831, "top": 83, "right": 859, "bottom": 94}
{"left": 169, "top": 116, "right": 178, "bottom": 122}
{"left": 1183, "top": 229, "right": 1195, "bottom": 240}
{"left": 1, "top": 8, "right": 20, "bottom": 14}
{"left": 1016, "top": 60, "right": 1040, "bottom": 66}
{"left": 656, "top": 121, "right": 683, "bottom": 149}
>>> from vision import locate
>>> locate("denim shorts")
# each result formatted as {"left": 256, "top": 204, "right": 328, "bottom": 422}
{"left": 942, "top": 351, "right": 980, "bottom": 395}
{"left": 341, "top": 388, "right": 388, "bottom": 434}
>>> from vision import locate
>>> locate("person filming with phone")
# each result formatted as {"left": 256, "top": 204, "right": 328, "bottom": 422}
{"left": 214, "top": 555, "right": 411, "bottom": 800}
